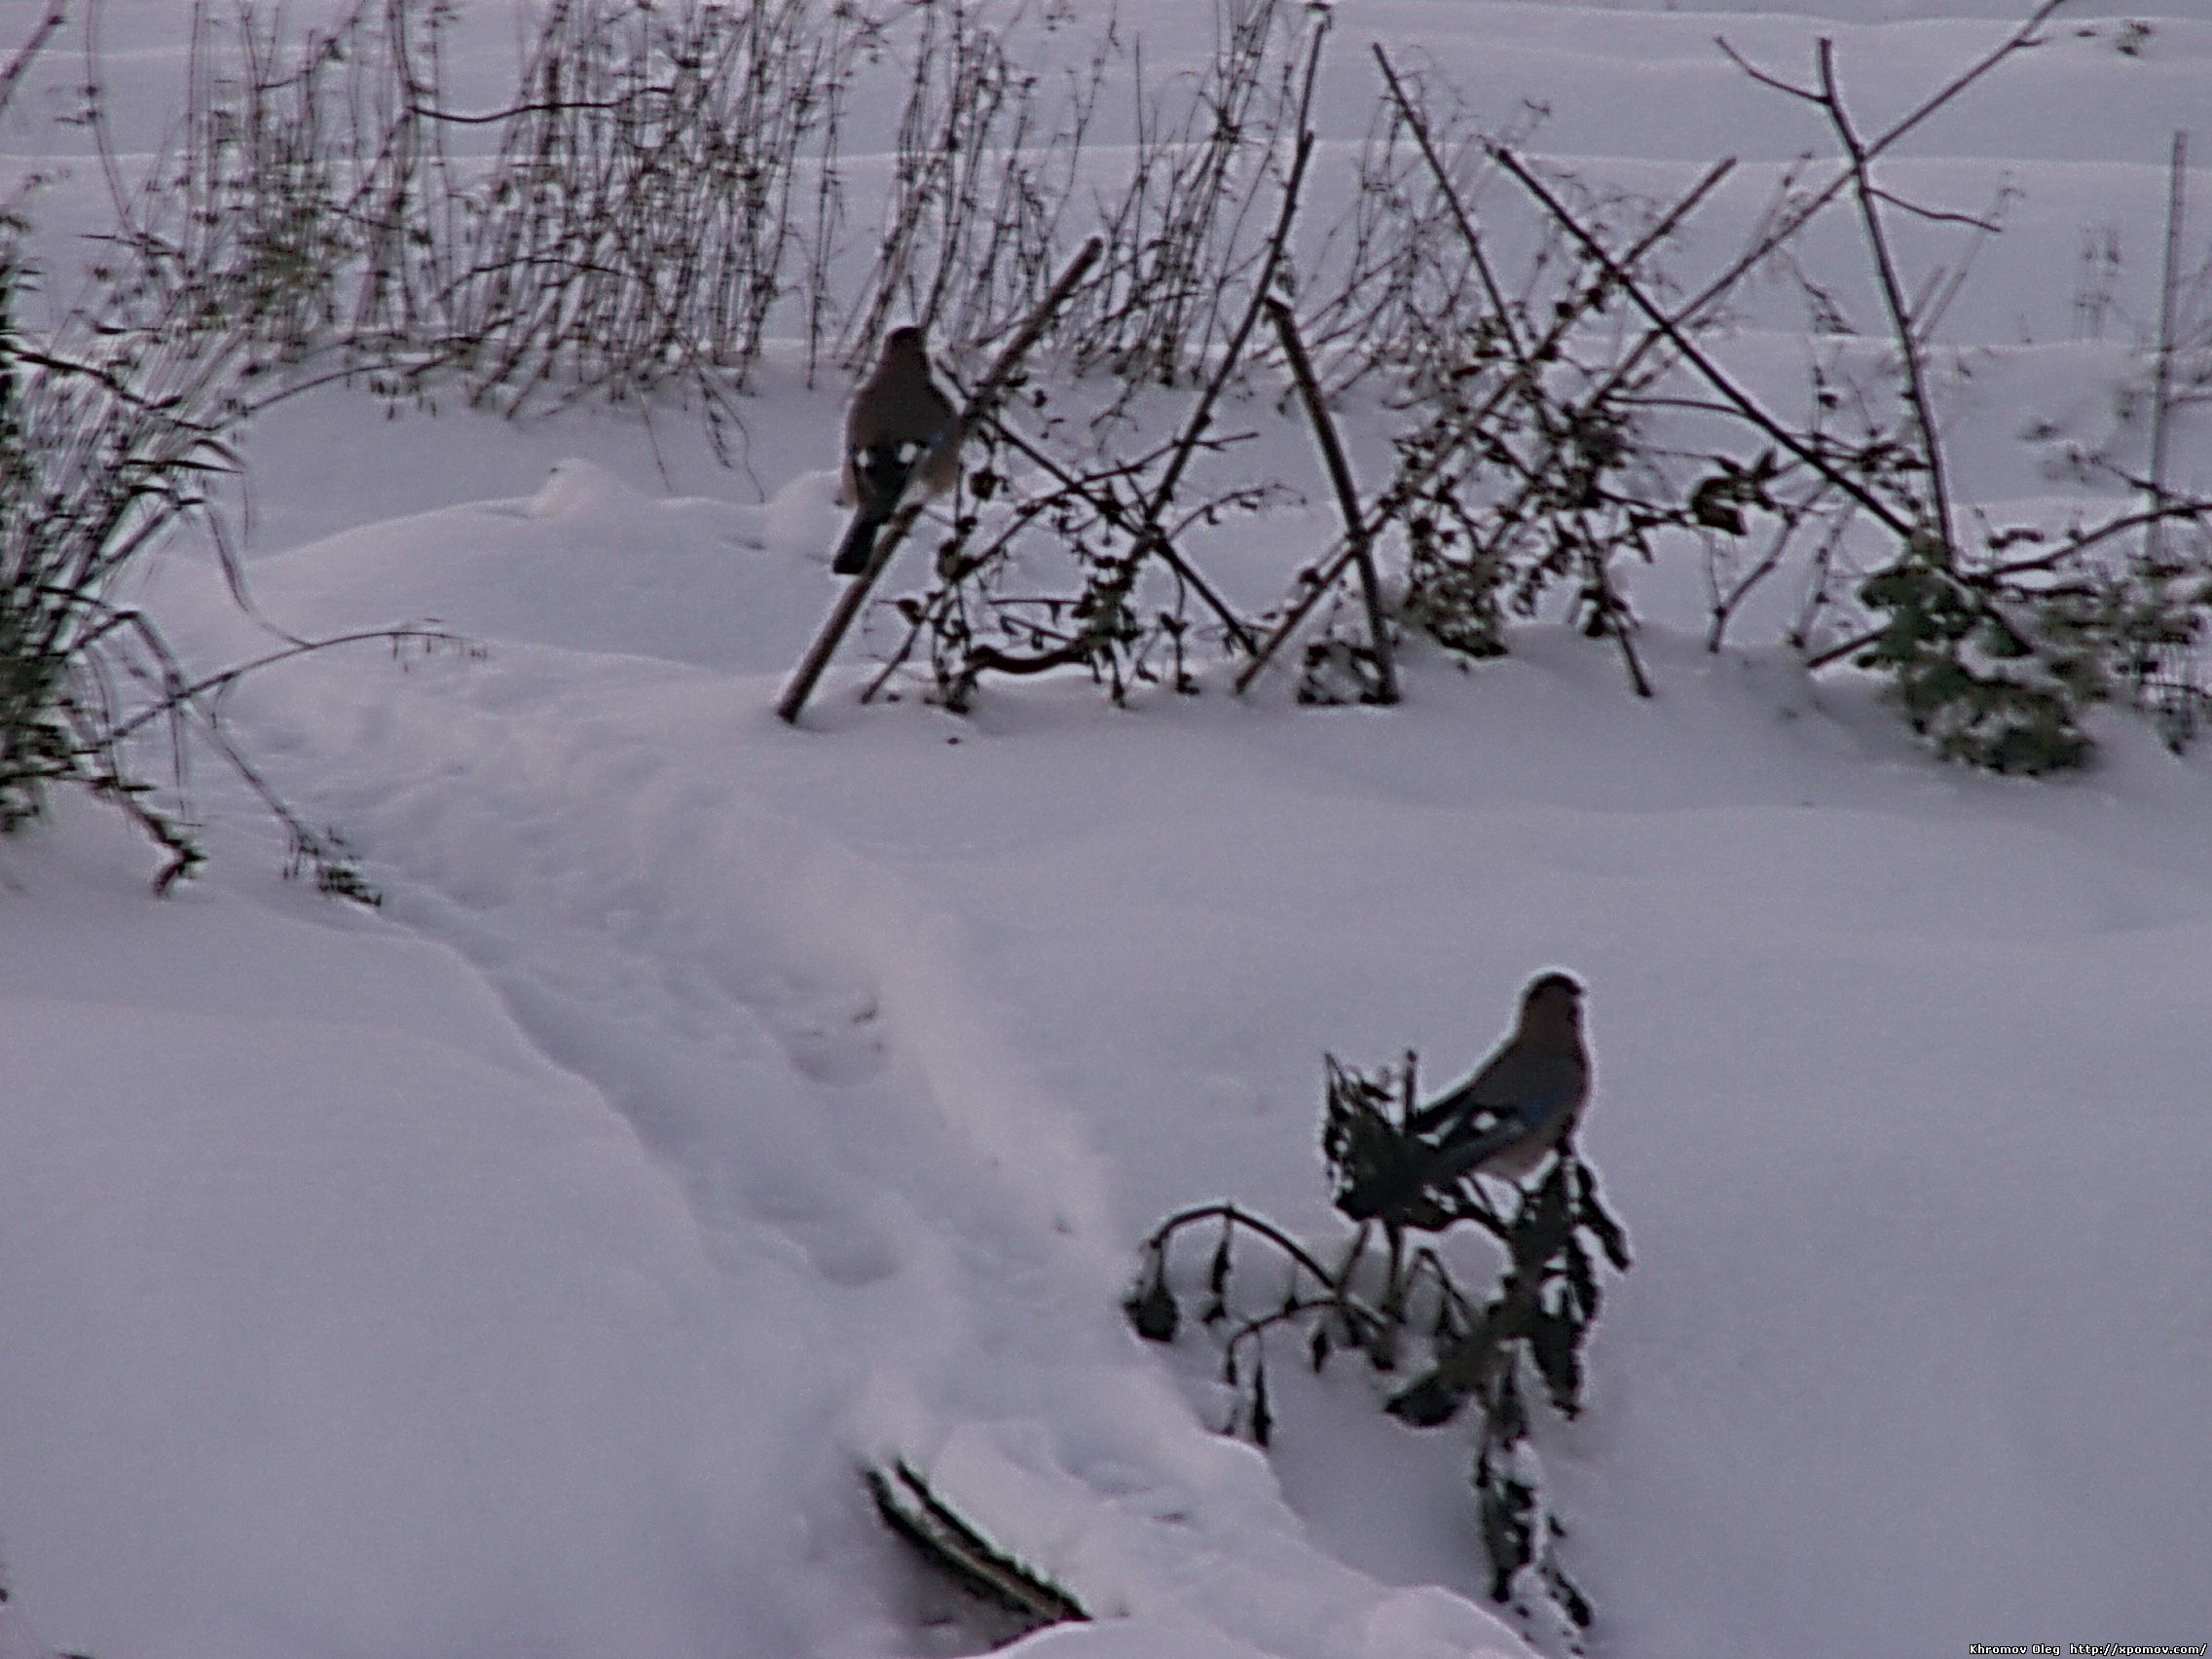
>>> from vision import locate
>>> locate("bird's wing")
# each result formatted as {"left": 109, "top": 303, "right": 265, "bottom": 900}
{"left": 1413, "top": 1051, "right": 1580, "bottom": 1172}
{"left": 1412, "top": 1047, "right": 1569, "bottom": 1134}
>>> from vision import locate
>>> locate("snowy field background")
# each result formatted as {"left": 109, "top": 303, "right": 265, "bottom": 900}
{"left": 4, "top": 2, "right": 2211, "bottom": 1657}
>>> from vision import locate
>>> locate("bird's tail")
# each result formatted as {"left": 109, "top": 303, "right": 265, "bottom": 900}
{"left": 1338, "top": 1119, "right": 1525, "bottom": 1221}
{"left": 832, "top": 514, "right": 879, "bottom": 576}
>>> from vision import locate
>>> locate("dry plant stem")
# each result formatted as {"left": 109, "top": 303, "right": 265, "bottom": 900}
{"left": 1143, "top": 1202, "right": 1371, "bottom": 1298}
{"left": 1591, "top": 549, "right": 1656, "bottom": 696}
{"left": 1264, "top": 299, "right": 1400, "bottom": 701}
{"left": 1235, "top": 156, "right": 1740, "bottom": 692}
{"left": 98, "top": 626, "right": 463, "bottom": 747}
{"left": 1374, "top": 44, "right": 1653, "bottom": 699}
{"left": 1487, "top": 143, "right": 1920, "bottom": 545}
{"left": 1790, "top": 508, "right": 1859, "bottom": 651}
{"left": 0, "top": 0, "right": 64, "bottom": 120}
{"left": 1700, "top": 0, "right": 2066, "bottom": 331}
{"left": 1817, "top": 38, "right": 1956, "bottom": 551}
{"left": 987, "top": 421, "right": 1260, "bottom": 653}
{"left": 2147, "top": 130, "right": 2189, "bottom": 572}
{"left": 854, "top": 424, "right": 1257, "bottom": 707}
{"left": 1708, "top": 483, "right": 1836, "bottom": 650}
{"left": 1372, "top": 47, "right": 1527, "bottom": 364}
{"left": 776, "top": 236, "right": 1104, "bottom": 727}
{"left": 1135, "top": 19, "right": 1325, "bottom": 528}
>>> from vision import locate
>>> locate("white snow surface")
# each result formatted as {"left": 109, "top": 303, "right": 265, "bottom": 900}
{"left": 5, "top": 2, "right": 2212, "bottom": 1657}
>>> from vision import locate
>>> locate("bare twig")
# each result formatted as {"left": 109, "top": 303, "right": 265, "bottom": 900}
{"left": 1707, "top": 483, "right": 1837, "bottom": 651}
{"left": 1373, "top": 46, "right": 1530, "bottom": 367}
{"left": 1713, "top": 34, "right": 1821, "bottom": 104}
{"left": 1379, "top": 48, "right": 1657, "bottom": 697}
{"left": 1693, "top": 0, "right": 2067, "bottom": 339}
{"left": 1135, "top": 14, "right": 1326, "bottom": 526}
{"left": 1817, "top": 37, "right": 1956, "bottom": 551}
{"left": 0, "top": 0, "right": 65, "bottom": 122}
{"left": 1236, "top": 155, "right": 1740, "bottom": 691}
{"left": 1486, "top": 142, "right": 1921, "bottom": 543}
{"left": 2146, "top": 130, "right": 2189, "bottom": 573}
{"left": 987, "top": 419, "right": 1259, "bottom": 653}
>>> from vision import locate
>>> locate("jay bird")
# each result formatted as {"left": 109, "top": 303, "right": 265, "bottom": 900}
{"left": 833, "top": 324, "right": 961, "bottom": 575}
{"left": 1341, "top": 972, "right": 1590, "bottom": 1221}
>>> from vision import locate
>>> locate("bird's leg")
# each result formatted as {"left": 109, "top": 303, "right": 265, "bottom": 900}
{"left": 1376, "top": 1221, "right": 1408, "bottom": 1370}
{"left": 1331, "top": 1221, "right": 1370, "bottom": 1294}
{"left": 1467, "top": 1177, "right": 1512, "bottom": 1235}
{"left": 1330, "top": 1221, "right": 1374, "bottom": 1352}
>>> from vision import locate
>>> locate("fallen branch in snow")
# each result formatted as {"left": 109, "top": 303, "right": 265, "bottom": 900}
{"left": 865, "top": 1458, "right": 1088, "bottom": 1634}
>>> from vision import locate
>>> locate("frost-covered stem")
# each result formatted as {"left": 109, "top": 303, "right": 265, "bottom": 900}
{"left": 777, "top": 236, "right": 1103, "bottom": 725}
{"left": 1817, "top": 39, "right": 1956, "bottom": 557}
{"left": 1265, "top": 298, "right": 1399, "bottom": 702}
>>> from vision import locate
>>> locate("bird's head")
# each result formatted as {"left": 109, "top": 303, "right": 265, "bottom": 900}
{"left": 1519, "top": 971, "right": 1585, "bottom": 1045}
{"left": 882, "top": 324, "right": 930, "bottom": 359}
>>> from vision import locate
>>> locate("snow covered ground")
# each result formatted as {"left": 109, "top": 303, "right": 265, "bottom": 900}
{"left": 5, "top": 3, "right": 2211, "bottom": 1657}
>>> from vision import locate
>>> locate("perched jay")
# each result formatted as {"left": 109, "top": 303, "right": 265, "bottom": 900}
{"left": 1342, "top": 972, "right": 1590, "bottom": 1221}
{"left": 833, "top": 324, "right": 961, "bottom": 575}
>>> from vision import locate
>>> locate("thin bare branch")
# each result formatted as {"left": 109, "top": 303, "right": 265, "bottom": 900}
{"left": 1487, "top": 141, "right": 1921, "bottom": 543}
{"left": 0, "top": 0, "right": 65, "bottom": 122}
{"left": 1817, "top": 37, "right": 1956, "bottom": 549}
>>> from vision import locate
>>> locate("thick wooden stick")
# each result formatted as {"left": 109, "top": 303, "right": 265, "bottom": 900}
{"left": 776, "top": 236, "right": 1104, "bottom": 725}
{"left": 1264, "top": 298, "right": 1399, "bottom": 703}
